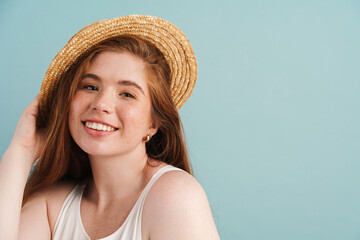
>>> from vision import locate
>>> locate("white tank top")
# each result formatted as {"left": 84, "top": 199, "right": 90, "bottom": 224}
{"left": 52, "top": 165, "right": 183, "bottom": 240}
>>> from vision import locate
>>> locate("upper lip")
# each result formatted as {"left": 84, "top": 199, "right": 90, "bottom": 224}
{"left": 82, "top": 118, "right": 119, "bottom": 129}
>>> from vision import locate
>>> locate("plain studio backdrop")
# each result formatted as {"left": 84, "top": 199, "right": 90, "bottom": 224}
{"left": 1, "top": 0, "right": 359, "bottom": 239}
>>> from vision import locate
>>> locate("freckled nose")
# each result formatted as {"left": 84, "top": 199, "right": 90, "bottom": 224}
{"left": 91, "top": 91, "right": 115, "bottom": 114}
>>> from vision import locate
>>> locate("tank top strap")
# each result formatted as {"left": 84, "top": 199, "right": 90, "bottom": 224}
{"left": 52, "top": 184, "right": 87, "bottom": 240}
{"left": 140, "top": 165, "right": 185, "bottom": 200}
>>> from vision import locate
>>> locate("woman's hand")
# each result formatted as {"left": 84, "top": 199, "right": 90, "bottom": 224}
{"left": 8, "top": 95, "right": 45, "bottom": 163}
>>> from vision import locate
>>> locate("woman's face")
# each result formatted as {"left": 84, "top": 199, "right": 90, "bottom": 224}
{"left": 68, "top": 51, "right": 157, "bottom": 158}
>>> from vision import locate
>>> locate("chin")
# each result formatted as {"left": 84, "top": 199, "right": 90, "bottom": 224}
{"left": 76, "top": 141, "right": 114, "bottom": 157}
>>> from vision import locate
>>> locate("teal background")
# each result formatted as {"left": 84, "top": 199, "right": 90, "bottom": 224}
{"left": 1, "top": 0, "right": 360, "bottom": 239}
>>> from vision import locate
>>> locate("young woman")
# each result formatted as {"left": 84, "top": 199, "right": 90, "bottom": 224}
{"left": 0, "top": 15, "right": 219, "bottom": 240}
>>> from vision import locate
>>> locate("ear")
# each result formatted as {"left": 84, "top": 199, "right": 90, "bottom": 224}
{"left": 148, "top": 121, "right": 159, "bottom": 136}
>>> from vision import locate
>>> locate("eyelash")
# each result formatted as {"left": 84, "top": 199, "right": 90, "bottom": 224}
{"left": 83, "top": 84, "right": 98, "bottom": 91}
{"left": 82, "top": 85, "right": 135, "bottom": 99}
{"left": 120, "top": 92, "right": 135, "bottom": 99}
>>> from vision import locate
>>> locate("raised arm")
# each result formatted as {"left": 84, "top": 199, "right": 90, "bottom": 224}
{"left": 0, "top": 96, "right": 50, "bottom": 240}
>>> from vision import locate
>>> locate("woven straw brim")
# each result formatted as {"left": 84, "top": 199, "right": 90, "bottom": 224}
{"left": 39, "top": 15, "right": 197, "bottom": 113}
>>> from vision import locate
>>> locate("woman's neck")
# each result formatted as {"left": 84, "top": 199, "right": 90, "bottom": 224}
{"left": 86, "top": 148, "right": 150, "bottom": 206}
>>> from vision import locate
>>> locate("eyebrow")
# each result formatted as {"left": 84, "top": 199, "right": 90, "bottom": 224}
{"left": 81, "top": 73, "right": 145, "bottom": 95}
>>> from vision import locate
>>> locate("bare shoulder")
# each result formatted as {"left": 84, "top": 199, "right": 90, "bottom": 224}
{"left": 146, "top": 170, "right": 204, "bottom": 204}
{"left": 142, "top": 169, "right": 220, "bottom": 240}
{"left": 44, "top": 182, "right": 76, "bottom": 231}
{"left": 23, "top": 182, "right": 75, "bottom": 205}
{"left": 20, "top": 182, "right": 76, "bottom": 237}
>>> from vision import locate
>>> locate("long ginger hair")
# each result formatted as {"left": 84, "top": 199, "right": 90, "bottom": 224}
{"left": 23, "top": 36, "right": 192, "bottom": 204}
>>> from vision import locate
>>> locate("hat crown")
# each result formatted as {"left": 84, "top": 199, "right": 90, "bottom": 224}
{"left": 39, "top": 15, "right": 197, "bottom": 115}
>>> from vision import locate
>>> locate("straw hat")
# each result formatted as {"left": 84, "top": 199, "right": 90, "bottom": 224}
{"left": 39, "top": 15, "right": 197, "bottom": 113}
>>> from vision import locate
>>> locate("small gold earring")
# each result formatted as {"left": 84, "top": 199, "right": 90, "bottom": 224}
{"left": 143, "top": 134, "right": 151, "bottom": 142}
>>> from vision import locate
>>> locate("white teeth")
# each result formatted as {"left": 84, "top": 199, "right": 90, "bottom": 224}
{"left": 85, "top": 121, "right": 115, "bottom": 131}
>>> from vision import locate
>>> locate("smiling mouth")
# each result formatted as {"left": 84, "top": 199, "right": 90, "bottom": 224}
{"left": 82, "top": 121, "right": 119, "bottom": 132}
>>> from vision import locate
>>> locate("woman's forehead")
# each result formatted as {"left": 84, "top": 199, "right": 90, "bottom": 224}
{"left": 87, "top": 52, "right": 147, "bottom": 81}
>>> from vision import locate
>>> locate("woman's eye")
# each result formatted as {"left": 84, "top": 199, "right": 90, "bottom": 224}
{"left": 121, "top": 92, "right": 135, "bottom": 98}
{"left": 84, "top": 85, "right": 98, "bottom": 91}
